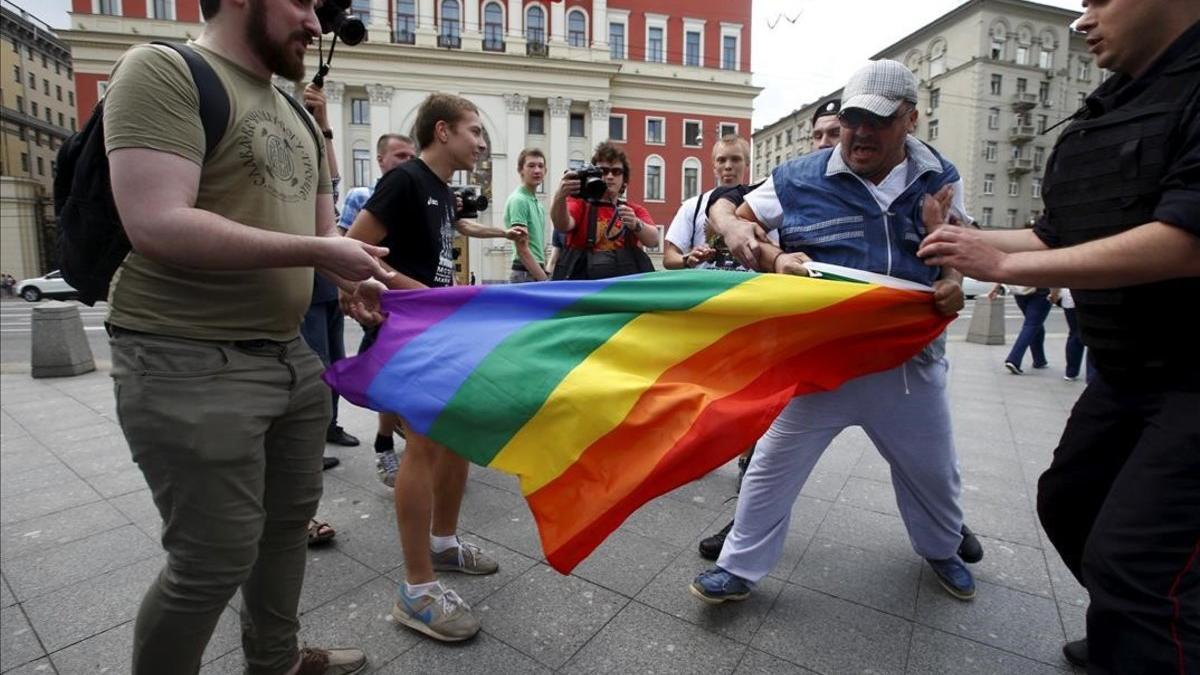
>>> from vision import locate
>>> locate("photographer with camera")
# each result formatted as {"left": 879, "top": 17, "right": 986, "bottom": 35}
{"left": 549, "top": 142, "right": 659, "bottom": 280}
{"left": 342, "top": 93, "right": 525, "bottom": 642}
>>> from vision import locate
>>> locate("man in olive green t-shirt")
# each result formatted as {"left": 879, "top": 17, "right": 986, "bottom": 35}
{"left": 505, "top": 148, "right": 549, "bottom": 282}
{"left": 103, "top": 1, "right": 390, "bottom": 673}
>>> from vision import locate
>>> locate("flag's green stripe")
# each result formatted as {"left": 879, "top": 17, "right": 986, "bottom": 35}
{"left": 427, "top": 271, "right": 755, "bottom": 464}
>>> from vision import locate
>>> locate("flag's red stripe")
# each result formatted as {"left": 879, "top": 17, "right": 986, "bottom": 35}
{"left": 525, "top": 287, "right": 949, "bottom": 573}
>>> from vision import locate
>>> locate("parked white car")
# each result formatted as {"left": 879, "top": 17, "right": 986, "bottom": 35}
{"left": 16, "top": 270, "right": 78, "bottom": 302}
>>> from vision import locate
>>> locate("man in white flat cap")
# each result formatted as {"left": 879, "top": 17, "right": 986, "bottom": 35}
{"left": 695, "top": 59, "right": 978, "bottom": 604}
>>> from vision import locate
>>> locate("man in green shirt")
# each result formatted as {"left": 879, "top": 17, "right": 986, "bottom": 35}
{"left": 506, "top": 148, "right": 549, "bottom": 282}
{"left": 103, "top": 0, "right": 389, "bottom": 672}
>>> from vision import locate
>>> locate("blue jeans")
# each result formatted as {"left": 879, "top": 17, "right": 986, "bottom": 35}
{"left": 1063, "top": 307, "right": 1085, "bottom": 378}
{"left": 1006, "top": 293, "right": 1050, "bottom": 368}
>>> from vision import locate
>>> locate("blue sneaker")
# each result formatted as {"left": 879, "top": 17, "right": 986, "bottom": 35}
{"left": 689, "top": 567, "right": 752, "bottom": 604}
{"left": 927, "top": 556, "right": 976, "bottom": 601}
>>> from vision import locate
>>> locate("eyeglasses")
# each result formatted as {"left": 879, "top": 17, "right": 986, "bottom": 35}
{"left": 599, "top": 167, "right": 624, "bottom": 176}
{"left": 838, "top": 107, "right": 909, "bottom": 130}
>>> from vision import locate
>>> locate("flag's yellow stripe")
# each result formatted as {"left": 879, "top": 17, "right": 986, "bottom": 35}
{"left": 489, "top": 274, "right": 874, "bottom": 493}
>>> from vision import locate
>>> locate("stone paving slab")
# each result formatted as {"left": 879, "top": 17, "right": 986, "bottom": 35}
{"left": 0, "top": 337, "right": 1093, "bottom": 673}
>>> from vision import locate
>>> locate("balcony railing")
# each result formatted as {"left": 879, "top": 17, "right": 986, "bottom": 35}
{"left": 437, "top": 34, "right": 462, "bottom": 49}
{"left": 1007, "top": 157, "right": 1035, "bottom": 174}
{"left": 1008, "top": 125, "right": 1036, "bottom": 144}
{"left": 393, "top": 17, "right": 416, "bottom": 44}
{"left": 1010, "top": 92, "right": 1039, "bottom": 111}
{"left": 482, "top": 38, "right": 506, "bottom": 52}
{"left": 527, "top": 40, "right": 549, "bottom": 57}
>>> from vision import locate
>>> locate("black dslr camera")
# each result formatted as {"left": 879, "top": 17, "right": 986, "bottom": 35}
{"left": 455, "top": 188, "right": 489, "bottom": 219}
{"left": 316, "top": 0, "right": 366, "bottom": 46}
{"left": 311, "top": 0, "right": 366, "bottom": 87}
{"left": 570, "top": 165, "right": 608, "bottom": 201}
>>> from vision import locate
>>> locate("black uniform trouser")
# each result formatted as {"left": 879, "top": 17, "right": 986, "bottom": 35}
{"left": 1037, "top": 375, "right": 1199, "bottom": 674}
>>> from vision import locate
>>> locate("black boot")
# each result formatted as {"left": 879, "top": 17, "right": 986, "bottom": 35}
{"left": 958, "top": 523, "right": 984, "bottom": 563}
{"left": 698, "top": 520, "right": 735, "bottom": 561}
{"left": 1062, "top": 638, "right": 1087, "bottom": 667}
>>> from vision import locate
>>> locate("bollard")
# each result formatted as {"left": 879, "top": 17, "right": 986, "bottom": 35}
{"left": 966, "top": 295, "right": 1006, "bottom": 345}
{"left": 30, "top": 301, "right": 96, "bottom": 378}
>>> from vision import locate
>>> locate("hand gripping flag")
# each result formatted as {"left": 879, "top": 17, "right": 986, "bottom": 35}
{"left": 325, "top": 267, "right": 952, "bottom": 573}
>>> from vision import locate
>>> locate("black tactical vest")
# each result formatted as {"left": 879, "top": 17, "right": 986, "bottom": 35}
{"left": 1040, "top": 42, "right": 1200, "bottom": 384}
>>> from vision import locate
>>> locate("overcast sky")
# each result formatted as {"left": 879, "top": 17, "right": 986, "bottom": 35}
{"left": 33, "top": 0, "right": 1082, "bottom": 128}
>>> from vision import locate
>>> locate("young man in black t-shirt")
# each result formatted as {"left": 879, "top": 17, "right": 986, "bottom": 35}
{"left": 344, "top": 93, "right": 526, "bottom": 642}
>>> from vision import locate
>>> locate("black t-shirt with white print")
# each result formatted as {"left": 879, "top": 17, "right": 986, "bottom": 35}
{"left": 362, "top": 158, "right": 456, "bottom": 288}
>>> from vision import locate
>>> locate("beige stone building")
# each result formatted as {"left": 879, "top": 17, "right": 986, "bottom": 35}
{"left": 754, "top": 0, "right": 1102, "bottom": 230}
{"left": 0, "top": 0, "right": 77, "bottom": 278}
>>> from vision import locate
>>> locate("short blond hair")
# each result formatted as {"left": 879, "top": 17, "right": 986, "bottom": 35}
{"left": 712, "top": 134, "right": 750, "bottom": 161}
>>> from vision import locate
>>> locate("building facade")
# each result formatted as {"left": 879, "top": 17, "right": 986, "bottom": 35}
{"left": 753, "top": 0, "right": 1099, "bottom": 230}
{"left": 0, "top": 0, "right": 78, "bottom": 278}
{"left": 61, "top": 0, "right": 757, "bottom": 282}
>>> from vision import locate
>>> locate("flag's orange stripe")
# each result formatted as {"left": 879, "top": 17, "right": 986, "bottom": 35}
{"left": 525, "top": 287, "right": 949, "bottom": 573}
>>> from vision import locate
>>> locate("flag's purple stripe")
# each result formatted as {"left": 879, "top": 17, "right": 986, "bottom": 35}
{"left": 323, "top": 285, "right": 485, "bottom": 408}
{"left": 363, "top": 278, "right": 626, "bottom": 434}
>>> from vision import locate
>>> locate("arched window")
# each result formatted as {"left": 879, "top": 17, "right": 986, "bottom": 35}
{"left": 440, "top": 0, "right": 460, "bottom": 41}
{"left": 525, "top": 5, "right": 545, "bottom": 44}
{"left": 989, "top": 20, "right": 1009, "bottom": 60}
{"left": 645, "top": 155, "right": 665, "bottom": 202}
{"left": 928, "top": 38, "right": 947, "bottom": 77}
{"left": 1038, "top": 28, "right": 1057, "bottom": 69}
{"left": 567, "top": 9, "right": 587, "bottom": 47}
{"left": 681, "top": 157, "right": 702, "bottom": 200}
{"left": 395, "top": 0, "right": 416, "bottom": 43}
{"left": 483, "top": 2, "right": 504, "bottom": 50}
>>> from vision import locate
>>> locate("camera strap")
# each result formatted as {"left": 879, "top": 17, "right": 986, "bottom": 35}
{"left": 585, "top": 200, "right": 599, "bottom": 248}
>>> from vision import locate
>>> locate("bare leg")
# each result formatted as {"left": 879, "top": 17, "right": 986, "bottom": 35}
{"left": 431, "top": 451, "right": 469, "bottom": 538}
{"left": 395, "top": 420, "right": 438, "bottom": 584}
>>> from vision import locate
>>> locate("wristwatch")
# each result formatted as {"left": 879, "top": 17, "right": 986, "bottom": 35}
{"left": 322, "top": 129, "right": 334, "bottom": 139}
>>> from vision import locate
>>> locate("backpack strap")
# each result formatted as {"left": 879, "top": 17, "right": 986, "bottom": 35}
{"left": 151, "top": 41, "right": 229, "bottom": 160}
{"left": 691, "top": 191, "right": 706, "bottom": 246}
{"left": 273, "top": 85, "right": 324, "bottom": 167}
{"left": 585, "top": 200, "right": 599, "bottom": 249}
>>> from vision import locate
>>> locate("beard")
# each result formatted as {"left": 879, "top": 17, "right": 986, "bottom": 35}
{"left": 246, "top": 0, "right": 309, "bottom": 81}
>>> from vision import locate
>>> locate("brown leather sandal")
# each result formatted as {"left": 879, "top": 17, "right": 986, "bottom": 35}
{"left": 307, "top": 518, "right": 336, "bottom": 546}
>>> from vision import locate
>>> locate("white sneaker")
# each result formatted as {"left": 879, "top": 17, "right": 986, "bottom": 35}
{"left": 375, "top": 449, "right": 399, "bottom": 488}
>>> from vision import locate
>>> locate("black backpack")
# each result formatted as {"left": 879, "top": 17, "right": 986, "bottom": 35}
{"left": 53, "top": 42, "right": 320, "bottom": 306}
{"left": 53, "top": 42, "right": 228, "bottom": 306}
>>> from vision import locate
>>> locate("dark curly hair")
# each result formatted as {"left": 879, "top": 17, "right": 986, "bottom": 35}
{"left": 591, "top": 141, "right": 631, "bottom": 194}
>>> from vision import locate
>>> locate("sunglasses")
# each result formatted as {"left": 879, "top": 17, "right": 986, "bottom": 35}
{"left": 838, "top": 107, "right": 909, "bottom": 130}
{"left": 599, "top": 167, "right": 625, "bottom": 176}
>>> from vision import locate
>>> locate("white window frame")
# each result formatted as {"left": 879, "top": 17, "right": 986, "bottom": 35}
{"left": 482, "top": 1, "right": 505, "bottom": 46}
{"left": 987, "top": 107, "right": 1000, "bottom": 129}
{"left": 147, "top": 0, "right": 174, "bottom": 19}
{"left": 982, "top": 174, "right": 994, "bottom": 195}
{"left": 1008, "top": 177, "right": 1020, "bottom": 197}
{"left": 645, "top": 115, "right": 666, "bottom": 145}
{"left": 981, "top": 207, "right": 993, "bottom": 227}
{"left": 720, "top": 23, "right": 742, "bottom": 71}
{"left": 1032, "top": 178, "right": 1042, "bottom": 199}
{"left": 985, "top": 141, "right": 998, "bottom": 162}
{"left": 1005, "top": 209, "right": 1018, "bottom": 228}
{"left": 644, "top": 154, "right": 665, "bottom": 203}
{"left": 607, "top": 9, "right": 629, "bottom": 60}
{"left": 524, "top": 2, "right": 548, "bottom": 45}
{"left": 681, "top": 157, "right": 702, "bottom": 200}
{"left": 718, "top": 122, "right": 738, "bottom": 139}
{"left": 928, "top": 119, "right": 938, "bottom": 141}
{"left": 682, "top": 118, "right": 703, "bottom": 148}
{"left": 93, "top": 0, "right": 122, "bottom": 15}
{"left": 566, "top": 8, "right": 588, "bottom": 48}
{"left": 644, "top": 13, "right": 668, "bottom": 64}
{"left": 1077, "top": 58, "right": 1091, "bottom": 81}
{"left": 608, "top": 113, "right": 627, "bottom": 143}
{"left": 682, "top": 17, "right": 706, "bottom": 68}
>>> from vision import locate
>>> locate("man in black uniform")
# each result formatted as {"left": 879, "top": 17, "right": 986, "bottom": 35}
{"left": 918, "top": 1, "right": 1200, "bottom": 670}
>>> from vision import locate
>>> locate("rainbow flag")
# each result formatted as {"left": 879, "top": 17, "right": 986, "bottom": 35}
{"left": 325, "top": 269, "right": 951, "bottom": 573}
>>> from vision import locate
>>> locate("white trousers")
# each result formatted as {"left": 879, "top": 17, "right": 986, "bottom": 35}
{"left": 717, "top": 357, "right": 964, "bottom": 583}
